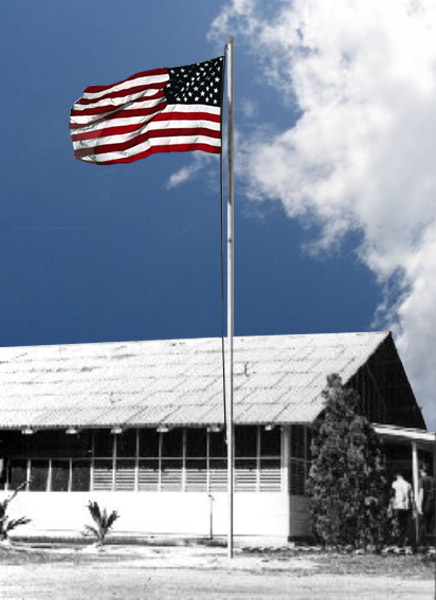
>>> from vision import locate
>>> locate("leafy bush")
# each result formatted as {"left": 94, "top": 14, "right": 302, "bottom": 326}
{"left": 306, "top": 374, "right": 390, "bottom": 549}
{"left": 83, "top": 501, "right": 119, "bottom": 547}
{"left": 0, "top": 481, "right": 31, "bottom": 541}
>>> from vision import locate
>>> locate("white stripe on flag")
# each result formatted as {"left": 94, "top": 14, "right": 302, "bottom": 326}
{"left": 70, "top": 97, "right": 167, "bottom": 125}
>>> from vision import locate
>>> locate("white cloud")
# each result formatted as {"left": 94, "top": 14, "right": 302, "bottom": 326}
{"left": 241, "top": 99, "right": 259, "bottom": 120}
{"left": 167, "top": 154, "right": 215, "bottom": 189}
{"left": 167, "top": 163, "right": 200, "bottom": 189}
{"left": 210, "top": 0, "right": 436, "bottom": 428}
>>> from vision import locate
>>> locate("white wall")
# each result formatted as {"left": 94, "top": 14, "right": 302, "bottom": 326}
{"left": 1, "top": 491, "right": 291, "bottom": 540}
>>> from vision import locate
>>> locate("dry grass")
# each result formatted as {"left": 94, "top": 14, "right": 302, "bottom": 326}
{"left": 0, "top": 544, "right": 135, "bottom": 566}
{"left": 241, "top": 545, "right": 435, "bottom": 579}
{"left": 0, "top": 542, "right": 434, "bottom": 581}
{"left": 318, "top": 553, "right": 434, "bottom": 578}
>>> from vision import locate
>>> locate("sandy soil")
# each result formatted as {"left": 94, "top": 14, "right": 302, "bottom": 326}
{"left": 0, "top": 545, "right": 434, "bottom": 599}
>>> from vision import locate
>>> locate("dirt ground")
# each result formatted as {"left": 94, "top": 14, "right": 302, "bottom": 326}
{"left": 0, "top": 544, "right": 434, "bottom": 599}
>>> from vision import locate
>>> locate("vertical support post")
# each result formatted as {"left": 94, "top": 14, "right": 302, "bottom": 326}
{"left": 47, "top": 459, "right": 52, "bottom": 492}
{"left": 182, "top": 428, "right": 186, "bottom": 493}
{"left": 135, "top": 428, "right": 139, "bottom": 492}
{"left": 158, "top": 431, "right": 162, "bottom": 493}
{"left": 282, "top": 427, "right": 291, "bottom": 539}
{"left": 282, "top": 426, "right": 290, "bottom": 495}
{"left": 90, "top": 431, "right": 95, "bottom": 492}
{"left": 411, "top": 441, "right": 419, "bottom": 546}
{"left": 208, "top": 493, "right": 214, "bottom": 540}
{"left": 68, "top": 458, "right": 72, "bottom": 493}
{"left": 26, "top": 458, "right": 31, "bottom": 492}
{"left": 112, "top": 432, "right": 117, "bottom": 492}
{"left": 226, "top": 34, "right": 235, "bottom": 559}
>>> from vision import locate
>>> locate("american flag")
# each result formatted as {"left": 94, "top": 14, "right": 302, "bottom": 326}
{"left": 70, "top": 57, "right": 224, "bottom": 165}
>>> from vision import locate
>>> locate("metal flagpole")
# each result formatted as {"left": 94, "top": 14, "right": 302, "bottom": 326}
{"left": 226, "top": 34, "right": 235, "bottom": 560}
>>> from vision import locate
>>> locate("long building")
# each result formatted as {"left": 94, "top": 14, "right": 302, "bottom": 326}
{"left": 0, "top": 331, "right": 432, "bottom": 541}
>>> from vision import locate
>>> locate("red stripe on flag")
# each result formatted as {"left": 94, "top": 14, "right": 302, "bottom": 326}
{"left": 152, "top": 111, "right": 221, "bottom": 123}
{"left": 71, "top": 123, "right": 146, "bottom": 142}
{"left": 84, "top": 68, "right": 168, "bottom": 94}
{"left": 69, "top": 101, "right": 168, "bottom": 128}
{"left": 70, "top": 92, "right": 165, "bottom": 117}
{"left": 77, "top": 143, "right": 221, "bottom": 165}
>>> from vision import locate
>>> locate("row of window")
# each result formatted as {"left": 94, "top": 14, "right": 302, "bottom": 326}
{"left": 5, "top": 457, "right": 282, "bottom": 493}
{"left": 0, "top": 425, "right": 313, "bottom": 495}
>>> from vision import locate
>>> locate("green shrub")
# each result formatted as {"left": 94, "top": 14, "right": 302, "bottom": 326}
{"left": 306, "top": 374, "right": 390, "bottom": 549}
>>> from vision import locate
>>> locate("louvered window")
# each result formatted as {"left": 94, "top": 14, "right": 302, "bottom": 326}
{"left": 185, "top": 459, "right": 207, "bottom": 491}
{"left": 235, "top": 458, "right": 257, "bottom": 492}
{"left": 115, "top": 459, "right": 136, "bottom": 491}
{"left": 93, "top": 459, "right": 113, "bottom": 491}
{"left": 289, "top": 459, "right": 306, "bottom": 495}
{"left": 209, "top": 458, "right": 227, "bottom": 491}
{"left": 138, "top": 459, "right": 159, "bottom": 491}
{"left": 161, "top": 459, "right": 183, "bottom": 491}
{"left": 259, "top": 459, "right": 281, "bottom": 492}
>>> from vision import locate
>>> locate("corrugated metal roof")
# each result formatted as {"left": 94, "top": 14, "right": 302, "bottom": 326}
{"left": 0, "top": 332, "right": 391, "bottom": 429}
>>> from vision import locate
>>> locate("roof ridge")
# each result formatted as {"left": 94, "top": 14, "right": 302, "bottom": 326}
{"left": 0, "top": 330, "right": 391, "bottom": 351}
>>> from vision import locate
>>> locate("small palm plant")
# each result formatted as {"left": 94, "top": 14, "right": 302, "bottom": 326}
{"left": 83, "top": 501, "right": 119, "bottom": 548}
{"left": 0, "top": 481, "right": 31, "bottom": 542}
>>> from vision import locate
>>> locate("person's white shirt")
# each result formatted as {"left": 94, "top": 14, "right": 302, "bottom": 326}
{"left": 391, "top": 475, "right": 412, "bottom": 510}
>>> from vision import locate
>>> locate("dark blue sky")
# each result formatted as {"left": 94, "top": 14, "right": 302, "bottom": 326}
{"left": 0, "top": 1, "right": 380, "bottom": 348}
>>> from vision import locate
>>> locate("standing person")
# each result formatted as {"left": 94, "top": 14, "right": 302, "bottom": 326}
{"left": 418, "top": 465, "right": 435, "bottom": 545}
{"left": 391, "top": 472, "right": 414, "bottom": 547}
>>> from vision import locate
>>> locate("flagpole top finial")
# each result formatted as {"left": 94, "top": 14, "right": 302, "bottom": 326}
{"left": 227, "top": 35, "right": 235, "bottom": 44}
